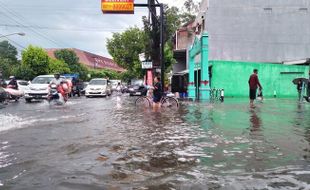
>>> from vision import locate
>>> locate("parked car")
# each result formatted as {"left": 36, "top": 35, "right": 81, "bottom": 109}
{"left": 85, "top": 78, "right": 112, "bottom": 98}
{"left": 128, "top": 79, "right": 147, "bottom": 96}
{"left": 24, "top": 75, "right": 63, "bottom": 102}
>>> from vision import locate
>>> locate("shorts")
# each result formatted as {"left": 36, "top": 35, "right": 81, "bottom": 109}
{"left": 249, "top": 89, "right": 257, "bottom": 100}
{"left": 153, "top": 96, "right": 162, "bottom": 103}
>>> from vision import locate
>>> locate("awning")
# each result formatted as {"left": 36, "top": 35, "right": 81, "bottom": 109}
{"left": 173, "top": 70, "right": 189, "bottom": 76}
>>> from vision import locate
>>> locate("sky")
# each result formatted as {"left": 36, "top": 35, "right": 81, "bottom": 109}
{"left": 0, "top": 0, "right": 197, "bottom": 58}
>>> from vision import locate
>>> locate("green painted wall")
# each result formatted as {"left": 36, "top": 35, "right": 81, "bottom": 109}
{"left": 210, "top": 60, "right": 308, "bottom": 97}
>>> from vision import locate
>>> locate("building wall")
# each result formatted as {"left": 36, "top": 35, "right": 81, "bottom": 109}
{"left": 206, "top": 0, "right": 310, "bottom": 63}
{"left": 210, "top": 60, "right": 308, "bottom": 97}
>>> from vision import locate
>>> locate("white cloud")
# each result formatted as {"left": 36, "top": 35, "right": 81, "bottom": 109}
{"left": 0, "top": 0, "right": 199, "bottom": 58}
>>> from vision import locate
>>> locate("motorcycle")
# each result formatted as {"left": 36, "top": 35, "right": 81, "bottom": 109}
{"left": 47, "top": 83, "right": 66, "bottom": 105}
{"left": 4, "top": 85, "right": 23, "bottom": 101}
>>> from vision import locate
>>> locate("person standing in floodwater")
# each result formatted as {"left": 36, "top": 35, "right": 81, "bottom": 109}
{"left": 248, "top": 69, "right": 262, "bottom": 107}
{"left": 153, "top": 76, "right": 162, "bottom": 109}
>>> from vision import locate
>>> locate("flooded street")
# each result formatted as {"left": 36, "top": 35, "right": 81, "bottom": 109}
{"left": 1, "top": 96, "right": 310, "bottom": 190}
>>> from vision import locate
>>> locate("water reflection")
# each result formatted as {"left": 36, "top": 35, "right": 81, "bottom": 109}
{"left": 1, "top": 98, "right": 310, "bottom": 189}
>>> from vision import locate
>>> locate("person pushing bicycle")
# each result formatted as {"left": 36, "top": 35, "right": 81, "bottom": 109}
{"left": 153, "top": 76, "right": 162, "bottom": 108}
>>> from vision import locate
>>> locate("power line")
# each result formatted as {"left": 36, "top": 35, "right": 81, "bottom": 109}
{"left": 0, "top": 2, "right": 71, "bottom": 48}
{"left": 0, "top": 24, "right": 125, "bottom": 32}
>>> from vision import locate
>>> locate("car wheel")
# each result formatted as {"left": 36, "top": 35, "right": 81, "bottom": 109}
{"left": 25, "top": 98, "right": 32, "bottom": 103}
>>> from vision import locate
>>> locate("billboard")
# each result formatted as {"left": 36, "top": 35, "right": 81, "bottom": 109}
{"left": 101, "top": 0, "right": 134, "bottom": 14}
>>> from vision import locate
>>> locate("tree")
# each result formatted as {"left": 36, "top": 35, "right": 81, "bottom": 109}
{"left": 0, "top": 41, "right": 18, "bottom": 64}
{"left": 48, "top": 59, "right": 71, "bottom": 74}
{"left": 0, "top": 41, "right": 19, "bottom": 78}
{"left": 107, "top": 27, "right": 146, "bottom": 78}
{"left": 12, "top": 64, "right": 35, "bottom": 81}
{"left": 0, "top": 58, "right": 12, "bottom": 79}
{"left": 183, "top": 0, "right": 200, "bottom": 14}
{"left": 89, "top": 69, "right": 120, "bottom": 80}
{"left": 53, "top": 49, "right": 89, "bottom": 80}
{"left": 22, "top": 45, "right": 49, "bottom": 76}
{"left": 54, "top": 49, "right": 79, "bottom": 67}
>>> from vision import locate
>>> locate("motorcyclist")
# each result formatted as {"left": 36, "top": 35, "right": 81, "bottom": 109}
{"left": 49, "top": 73, "right": 69, "bottom": 101}
{"left": 8, "top": 76, "right": 18, "bottom": 90}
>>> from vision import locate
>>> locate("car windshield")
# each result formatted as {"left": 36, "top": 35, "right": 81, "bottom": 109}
{"left": 18, "top": 81, "right": 29, "bottom": 86}
{"left": 32, "top": 77, "right": 54, "bottom": 84}
{"left": 89, "top": 80, "right": 107, "bottom": 85}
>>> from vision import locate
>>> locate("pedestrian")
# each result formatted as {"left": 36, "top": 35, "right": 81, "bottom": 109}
{"left": 248, "top": 69, "right": 262, "bottom": 107}
{"left": 153, "top": 76, "right": 162, "bottom": 109}
{"left": 297, "top": 80, "right": 303, "bottom": 100}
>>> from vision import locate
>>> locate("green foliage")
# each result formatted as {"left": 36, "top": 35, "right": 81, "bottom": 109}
{"left": 48, "top": 59, "right": 71, "bottom": 74}
{"left": 12, "top": 64, "right": 35, "bottom": 81}
{"left": 0, "top": 58, "right": 12, "bottom": 79}
{"left": 107, "top": 27, "right": 145, "bottom": 79}
{"left": 164, "top": 43, "right": 177, "bottom": 73}
{"left": 89, "top": 69, "right": 121, "bottom": 80}
{"left": 53, "top": 49, "right": 89, "bottom": 80}
{"left": 0, "top": 40, "right": 18, "bottom": 64}
{"left": 22, "top": 45, "right": 49, "bottom": 76}
{"left": 54, "top": 49, "right": 79, "bottom": 67}
{"left": 0, "top": 41, "right": 19, "bottom": 78}
{"left": 183, "top": 0, "right": 200, "bottom": 14}
{"left": 120, "top": 71, "right": 137, "bottom": 83}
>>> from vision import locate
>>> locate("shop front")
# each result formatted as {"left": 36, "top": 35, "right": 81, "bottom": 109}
{"left": 188, "top": 33, "right": 210, "bottom": 100}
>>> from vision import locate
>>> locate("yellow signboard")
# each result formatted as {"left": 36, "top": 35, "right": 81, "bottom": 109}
{"left": 101, "top": 0, "right": 134, "bottom": 14}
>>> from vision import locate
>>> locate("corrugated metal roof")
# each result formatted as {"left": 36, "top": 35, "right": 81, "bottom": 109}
{"left": 46, "top": 48, "right": 125, "bottom": 72}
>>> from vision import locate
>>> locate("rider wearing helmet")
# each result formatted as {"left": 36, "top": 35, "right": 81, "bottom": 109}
{"left": 49, "top": 73, "right": 69, "bottom": 101}
{"left": 8, "top": 76, "right": 18, "bottom": 90}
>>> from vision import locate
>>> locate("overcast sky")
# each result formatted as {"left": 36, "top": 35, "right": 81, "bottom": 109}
{"left": 0, "top": 0, "right": 198, "bottom": 58}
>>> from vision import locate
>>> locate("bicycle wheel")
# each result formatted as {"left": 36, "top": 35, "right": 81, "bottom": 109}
{"left": 161, "top": 97, "right": 179, "bottom": 109}
{"left": 135, "top": 96, "right": 151, "bottom": 108}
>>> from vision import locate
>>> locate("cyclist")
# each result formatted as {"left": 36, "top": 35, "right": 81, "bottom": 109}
{"left": 153, "top": 76, "right": 162, "bottom": 108}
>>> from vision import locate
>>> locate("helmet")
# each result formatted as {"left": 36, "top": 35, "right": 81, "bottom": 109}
{"left": 9, "top": 76, "right": 15, "bottom": 80}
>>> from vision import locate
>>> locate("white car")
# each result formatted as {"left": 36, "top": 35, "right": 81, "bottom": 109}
{"left": 24, "top": 75, "right": 57, "bottom": 102}
{"left": 5, "top": 80, "right": 29, "bottom": 94}
{"left": 85, "top": 78, "right": 112, "bottom": 98}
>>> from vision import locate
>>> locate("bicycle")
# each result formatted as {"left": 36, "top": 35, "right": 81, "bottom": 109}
{"left": 135, "top": 92, "right": 179, "bottom": 109}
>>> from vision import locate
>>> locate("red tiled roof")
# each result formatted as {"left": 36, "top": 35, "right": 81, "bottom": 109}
{"left": 46, "top": 48, "right": 125, "bottom": 72}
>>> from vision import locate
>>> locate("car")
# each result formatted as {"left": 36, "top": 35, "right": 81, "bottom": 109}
{"left": 24, "top": 75, "right": 64, "bottom": 103}
{"left": 5, "top": 80, "right": 29, "bottom": 94}
{"left": 128, "top": 79, "right": 148, "bottom": 96}
{"left": 85, "top": 78, "right": 112, "bottom": 98}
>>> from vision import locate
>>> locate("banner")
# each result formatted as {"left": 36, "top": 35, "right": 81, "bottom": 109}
{"left": 101, "top": 0, "right": 134, "bottom": 14}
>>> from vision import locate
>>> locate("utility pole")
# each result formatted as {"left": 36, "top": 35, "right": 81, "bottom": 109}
{"left": 134, "top": 2, "right": 165, "bottom": 92}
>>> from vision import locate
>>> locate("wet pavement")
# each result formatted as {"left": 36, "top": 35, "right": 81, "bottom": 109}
{"left": 0, "top": 95, "right": 310, "bottom": 190}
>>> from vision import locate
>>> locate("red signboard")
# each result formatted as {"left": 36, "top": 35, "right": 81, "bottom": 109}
{"left": 101, "top": 0, "right": 134, "bottom": 14}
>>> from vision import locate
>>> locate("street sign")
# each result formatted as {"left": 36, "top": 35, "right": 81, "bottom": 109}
{"left": 139, "top": 53, "right": 145, "bottom": 62}
{"left": 101, "top": 0, "right": 134, "bottom": 14}
{"left": 141, "top": 61, "right": 153, "bottom": 69}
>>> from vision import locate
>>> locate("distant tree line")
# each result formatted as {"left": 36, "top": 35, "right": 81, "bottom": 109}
{"left": 0, "top": 41, "right": 122, "bottom": 81}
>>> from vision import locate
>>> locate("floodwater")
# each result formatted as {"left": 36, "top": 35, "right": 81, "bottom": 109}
{"left": 0, "top": 96, "right": 310, "bottom": 190}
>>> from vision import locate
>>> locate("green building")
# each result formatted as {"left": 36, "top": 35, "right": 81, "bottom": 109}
{"left": 188, "top": 0, "right": 310, "bottom": 100}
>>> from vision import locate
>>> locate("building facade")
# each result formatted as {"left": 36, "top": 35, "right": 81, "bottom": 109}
{"left": 188, "top": 0, "right": 310, "bottom": 99}
{"left": 46, "top": 48, "right": 125, "bottom": 73}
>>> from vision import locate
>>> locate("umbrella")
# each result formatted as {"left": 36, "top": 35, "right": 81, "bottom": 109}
{"left": 292, "top": 78, "right": 309, "bottom": 85}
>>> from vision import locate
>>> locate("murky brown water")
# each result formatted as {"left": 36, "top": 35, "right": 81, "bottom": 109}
{"left": 0, "top": 96, "right": 310, "bottom": 189}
